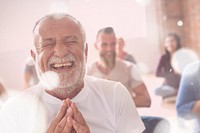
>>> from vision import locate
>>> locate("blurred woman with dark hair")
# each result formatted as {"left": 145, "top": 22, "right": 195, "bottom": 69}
{"left": 155, "top": 33, "right": 182, "bottom": 99}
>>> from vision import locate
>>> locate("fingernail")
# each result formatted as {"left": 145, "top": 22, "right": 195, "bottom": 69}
{"left": 67, "top": 116, "right": 71, "bottom": 122}
{"left": 66, "top": 99, "right": 72, "bottom": 106}
{"left": 67, "top": 116, "right": 72, "bottom": 127}
{"left": 62, "top": 100, "right": 66, "bottom": 106}
{"left": 67, "top": 107, "right": 72, "bottom": 113}
{"left": 71, "top": 102, "right": 76, "bottom": 108}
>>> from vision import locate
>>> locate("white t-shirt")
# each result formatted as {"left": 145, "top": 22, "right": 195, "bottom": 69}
{"left": 0, "top": 76, "right": 144, "bottom": 133}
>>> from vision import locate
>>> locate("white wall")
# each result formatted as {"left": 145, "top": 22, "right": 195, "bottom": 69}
{"left": 0, "top": 0, "right": 160, "bottom": 89}
{"left": 87, "top": 0, "right": 161, "bottom": 74}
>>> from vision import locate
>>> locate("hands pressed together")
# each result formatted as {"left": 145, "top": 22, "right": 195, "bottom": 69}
{"left": 47, "top": 99, "right": 90, "bottom": 133}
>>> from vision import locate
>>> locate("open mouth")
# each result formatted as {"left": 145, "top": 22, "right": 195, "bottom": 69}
{"left": 51, "top": 61, "right": 74, "bottom": 70}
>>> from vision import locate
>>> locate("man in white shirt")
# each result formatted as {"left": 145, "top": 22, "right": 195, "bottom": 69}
{"left": 0, "top": 14, "right": 144, "bottom": 133}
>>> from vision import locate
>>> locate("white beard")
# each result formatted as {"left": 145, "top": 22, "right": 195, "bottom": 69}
{"left": 35, "top": 54, "right": 86, "bottom": 97}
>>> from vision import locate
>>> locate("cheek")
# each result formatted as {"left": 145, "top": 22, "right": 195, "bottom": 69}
{"left": 172, "top": 43, "right": 178, "bottom": 49}
{"left": 37, "top": 52, "right": 50, "bottom": 72}
{"left": 99, "top": 50, "right": 105, "bottom": 55}
{"left": 78, "top": 51, "right": 86, "bottom": 62}
{"left": 98, "top": 47, "right": 106, "bottom": 52}
{"left": 164, "top": 42, "right": 169, "bottom": 48}
{"left": 74, "top": 46, "right": 85, "bottom": 58}
{"left": 165, "top": 44, "right": 171, "bottom": 50}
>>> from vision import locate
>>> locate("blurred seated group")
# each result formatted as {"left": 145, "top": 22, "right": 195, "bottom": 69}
{"left": 154, "top": 32, "right": 200, "bottom": 132}
{"left": 87, "top": 27, "right": 170, "bottom": 133}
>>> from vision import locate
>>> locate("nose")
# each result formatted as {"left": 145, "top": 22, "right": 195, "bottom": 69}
{"left": 106, "top": 44, "right": 115, "bottom": 52}
{"left": 54, "top": 43, "right": 68, "bottom": 58}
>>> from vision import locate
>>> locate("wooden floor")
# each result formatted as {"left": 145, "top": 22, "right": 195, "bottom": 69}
{"left": 139, "top": 74, "right": 194, "bottom": 133}
{"left": 138, "top": 74, "right": 176, "bottom": 117}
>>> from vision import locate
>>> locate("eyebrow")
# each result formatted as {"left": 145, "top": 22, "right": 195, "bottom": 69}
{"left": 41, "top": 36, "right": 78, "bottom": 40}
{"left": 63, "top": 36, "right": 79, "bottom": 40}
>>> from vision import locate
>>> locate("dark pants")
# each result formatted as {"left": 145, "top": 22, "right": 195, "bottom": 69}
{"left": 141, "top": 116, "right": 170, "bottom": 133}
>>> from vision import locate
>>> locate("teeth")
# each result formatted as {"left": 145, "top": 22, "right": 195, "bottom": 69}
{"left": 53, "top": 62, "right": 73, "bottom": 68}
{"left": 54, "top": 64, "right": 62, "bottom": 68}
{"left": 62, "top": 62, "right": 72, "bottom": 66}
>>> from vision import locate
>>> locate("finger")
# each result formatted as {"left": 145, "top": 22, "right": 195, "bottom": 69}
{"left": 62, "top": 116, "right": 73, "bottom": 133}
{"left": 54, "top": 109, "right": 74, "bottom": 133}
{"left": 56, "top": 100, "right": 69, "bottom": 119}
{"left": 65, "top": 98, "right": 72, "bottom": 107}
{"left": 72, "top": 119, "right": 90, "bottom": 133}
{"left": 66, "top": 106, "right": 74, "bottom": 118}
{"left": 54, "top": 116, "right": 67, "bottom": 133}
{"left": 71, "top": 102, "right": 86, "bottom": 125}
{"left": 47, "top": 100, "right": 68, "bottom": 131}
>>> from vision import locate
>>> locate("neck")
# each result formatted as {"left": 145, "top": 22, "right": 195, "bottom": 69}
{"left": 45, "top": 83, "right": 84, "bottom": 100}
{"left": 97, "top": 61, "right": 114, "bottom": 75}
{"left": 169, "top": 51, "right": 175, "bottom": 57}
{"left": 117, "top": 51, "right": 126, "bottom": 59}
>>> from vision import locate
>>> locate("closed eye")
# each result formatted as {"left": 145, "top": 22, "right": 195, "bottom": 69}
{"left": 37, "top": 38, "right": 55, "bottom": 52}
{"left": 44, "top": 41, "right": 55, "bottom": 46}
{"left": 64, "top": 41, "right": 78, "bottom": 45}
{"left": 101, "top": 43, "right": 107, "bottom": 47}
{"left": 63, "top": 36, "right": 79, "bottom": 45}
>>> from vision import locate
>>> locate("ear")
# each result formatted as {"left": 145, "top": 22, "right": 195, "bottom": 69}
{"left": 85, "top": 43, "right": 88, "bottom": 61}
{"left": 30, "top": 50, "right": 36, "bottom": 61}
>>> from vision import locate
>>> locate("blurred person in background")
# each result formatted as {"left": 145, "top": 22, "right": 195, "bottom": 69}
{"left": 0, "top": 78, "right": 8, "bottom": 107}
{"left": 176, "top": 61, "right": 200, "bottom": 133}
{"left": 155, "top": 33, "right": 181, "bottom": 100}
{"left": 116, "top": 37, "right": 137, "bottom": 64}
{"left": 23, "top": 57, "right": 39, "bottom": 89}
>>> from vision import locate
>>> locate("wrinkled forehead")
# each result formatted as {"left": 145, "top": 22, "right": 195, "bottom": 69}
{"left": 97, "top": 32, "right": 116, "bottom": 41}
{"left": 165, "top": 36, "right": 176, "bottom": 42}
{"left": 34, "top": 17, "right": 80, "bottom": 35}
{"left": 117, "top": 38, "right": 124, "bottom": 45}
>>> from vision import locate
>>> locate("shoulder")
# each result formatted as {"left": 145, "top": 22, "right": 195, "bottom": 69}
{"left": 116, "top": 59, "right": 136, "bottom": 68}
{"left": 0, "top": 84, "right": 46, "bottom": 132}
{"left": 87, "top": 61, "right": 97, "bottom": 68}
{"left": 163, "top": 53, "right": 171, "bottom": 59}
{"left": 116, "top": 59, "right": 140, "bottom": 73}
{"left": 159, "top": 54, "right": 167, "bottom": 59}
{"left": 87, "top": 62, "right": 98, "bottom": 73}
{"left": 2, "top": 84, "right": 43, "bottom": 108}
{"left": 85, "top": 75, "right": 123, "bottom": 88}
{"left": 85, "top": 75, "right": 128, "bottom": 94}
{"left": 84, "top": 76, "right": 134, "bottom": 110}
{"left": 181, "top": 61, "right": 200, "bottom": 80}
{"left": 125, "top": 53, "right": 134, "bottom": 59}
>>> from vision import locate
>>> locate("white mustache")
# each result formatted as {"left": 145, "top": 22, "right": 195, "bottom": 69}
{"left": 48, "top": 54, "right": 76, "bottom": 65}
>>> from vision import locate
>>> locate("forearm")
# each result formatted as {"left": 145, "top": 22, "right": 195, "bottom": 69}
{"left": 156, "top": 70, "right": 165, "bottom": 77}
{"left": 133, "top": 95, "right": 151, "bottom": 108}
{"left": 192, "top": 100, "right": 200, "bottom": 116}
{"left": 130, "top": 84, "right": 151, "bottom": 108}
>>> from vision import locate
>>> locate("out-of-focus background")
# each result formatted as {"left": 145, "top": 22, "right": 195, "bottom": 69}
{"left": 1, "top": 0, "right": 200, "bottom": 90}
